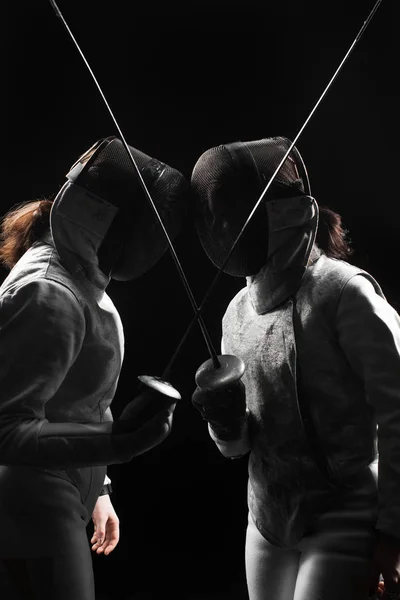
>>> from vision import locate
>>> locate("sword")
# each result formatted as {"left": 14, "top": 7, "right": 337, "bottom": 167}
{"left": 47, "top": 0, "right": 384, "bottom": 410}
{"left": 47, "top": 0, "right": 229, "bottom": 409}
{"left": 164, "top": 0, "right": 383, "bottom": 384}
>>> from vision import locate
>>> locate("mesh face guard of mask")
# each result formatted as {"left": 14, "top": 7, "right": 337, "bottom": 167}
{"left": 191, "top": 136, "right": 311, "bottom": 277}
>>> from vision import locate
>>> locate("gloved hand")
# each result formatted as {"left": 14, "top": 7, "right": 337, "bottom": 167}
{"left": 191, "top": 380, "right": 247, "bottom": 441}
{"left": 112, "top": 381, "right": 179, "bottom": 459}
{"left": 117, "top": 377, "right": 179, "bottom": 428}
{"left": 368, "top": 532, "right": 400, "bottom": 600}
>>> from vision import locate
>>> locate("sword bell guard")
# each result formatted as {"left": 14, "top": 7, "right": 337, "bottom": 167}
{"left": 138, "top": 375, "right": 182, "bottom": 401}
{"left": 195, "top": 354, "right": 245, "bottom": 391}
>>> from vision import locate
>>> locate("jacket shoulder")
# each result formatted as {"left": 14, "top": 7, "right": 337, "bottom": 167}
{"left": 0, "top": 241, "right": 85, "bottom": 307}
{"left": 222, "top": 286, "right": 248, "bottom": 322}
{"left": 297, "top": 253, "right": 385, "bottom": 311}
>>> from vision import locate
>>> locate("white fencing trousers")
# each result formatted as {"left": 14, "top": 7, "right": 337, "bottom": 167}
{"left": 245, "top": 468, "right": 379, "bottom": 600}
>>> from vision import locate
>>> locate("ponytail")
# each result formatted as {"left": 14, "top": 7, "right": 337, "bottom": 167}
{"left": 316, "top": 206, "right": 353, "bottom": 260}
{"left": 0, "top": 200, "right": 53, "bottom": 269}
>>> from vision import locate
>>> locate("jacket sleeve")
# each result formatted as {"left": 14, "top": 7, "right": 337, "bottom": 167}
{"left": 0, "top": 279, "right": 164, "bottom": 469}
{"left": 336, "top": 273, "right": 400, "bottom": 539}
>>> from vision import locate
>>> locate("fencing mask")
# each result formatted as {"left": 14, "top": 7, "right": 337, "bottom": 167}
{"left": 191, "top": 136, "right": 317, "bottom": 280}
{"left": 50, "top": 136, "right": 188, "bottom": 283}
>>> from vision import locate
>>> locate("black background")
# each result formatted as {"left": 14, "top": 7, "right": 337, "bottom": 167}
{"left": 4, "top": 1, "right": 398, "bottom": 598}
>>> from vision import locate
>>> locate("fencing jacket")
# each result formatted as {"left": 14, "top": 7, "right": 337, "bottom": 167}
{"left": 217, "top": 251, "right": 400, "bottom": 546}
{"left": 0, "top": 229, "right": 134, "bottom": 473}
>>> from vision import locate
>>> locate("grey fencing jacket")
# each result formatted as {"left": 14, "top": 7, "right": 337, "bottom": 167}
{"left": 216, "top": 250, "right": 400, "bottom": 546}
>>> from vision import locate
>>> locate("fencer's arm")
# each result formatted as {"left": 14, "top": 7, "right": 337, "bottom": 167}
{"left": 336, "top": 274, "right": 400, "bottom": 540}
{"left": 205, "top": 338, "right": 251, "bottom": 459}
{"left": 0, "top": 279, "right": 171, "bottom": 469}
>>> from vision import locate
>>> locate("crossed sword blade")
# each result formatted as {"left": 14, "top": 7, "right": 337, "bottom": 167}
{"left": 48, "top": 0, "right": 383, "bottom": 384}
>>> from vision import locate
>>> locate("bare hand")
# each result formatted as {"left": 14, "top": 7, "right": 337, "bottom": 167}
{"left": 369, "top": 534, "right": 400, "bottom": 599}
{"left": 91, "top": 494, "right": 120, "bottom": 556}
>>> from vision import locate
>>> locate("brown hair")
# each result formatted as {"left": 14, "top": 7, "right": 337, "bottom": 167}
{"left": 0, "top": 200, "right": 53, "bottom": 269}
{"left": 316, "top": 206, "right": 353, "bottom": 260}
